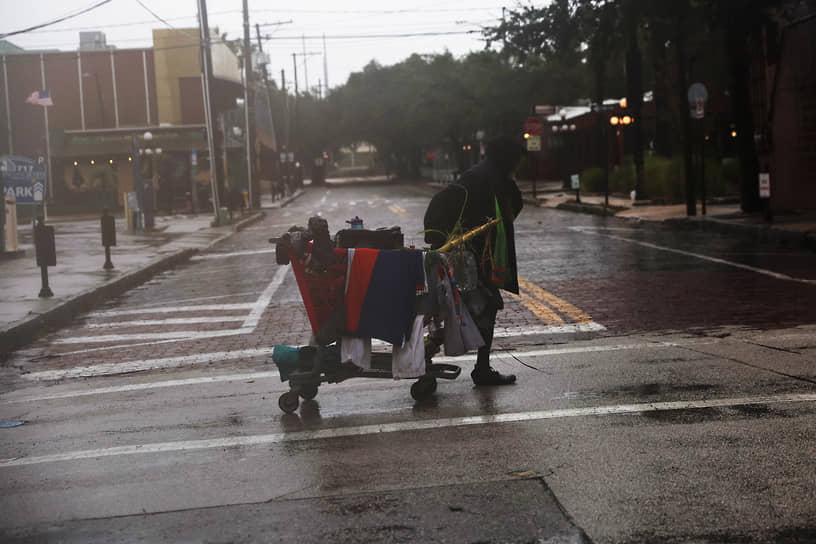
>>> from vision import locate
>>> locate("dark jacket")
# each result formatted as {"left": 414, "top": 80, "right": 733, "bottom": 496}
{"left": 424, "top": 158, "right": 523, "bottom": 294}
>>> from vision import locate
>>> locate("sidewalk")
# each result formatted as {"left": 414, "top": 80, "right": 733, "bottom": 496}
{"left": 516, "top": 180, "right": 816, "bottom": 250}
{"left": 0, "top": 189, "right": 303, "bottom": 356}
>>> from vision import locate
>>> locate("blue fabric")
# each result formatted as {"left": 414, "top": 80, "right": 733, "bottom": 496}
{"left": 354, "top": 250, "right": 425, "bottom": 345}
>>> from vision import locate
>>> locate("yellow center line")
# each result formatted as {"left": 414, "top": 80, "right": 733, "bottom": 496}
{"left": 517, "top": 277, "right": 594, "bottom": 324}
{"left": 517, "top": 292, "right": 565, "bottom": 325}
{"left": 388, "top": 205, "right": 408, "bottom": 216}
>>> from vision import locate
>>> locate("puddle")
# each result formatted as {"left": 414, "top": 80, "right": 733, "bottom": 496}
{"left": 640, "top": 407, "right": 722, "bottom": 424}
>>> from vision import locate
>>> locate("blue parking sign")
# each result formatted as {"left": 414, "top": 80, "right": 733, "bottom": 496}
{"left": 1, "top": 155, "right": 47, "bottom": 205}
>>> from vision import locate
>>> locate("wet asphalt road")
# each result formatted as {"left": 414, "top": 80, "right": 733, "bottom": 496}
{"left": 1, "top": 180, "right": 816, "bottom": 543}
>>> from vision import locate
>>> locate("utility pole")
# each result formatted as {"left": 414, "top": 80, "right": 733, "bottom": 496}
{"left": 302, "top": 35, "right": 309, "bottom": 95}
{"left": 281, "top": 69, "right": 289, "bottom": 148}
{"left": 241, "top": 0, "right": 257, "bottom": 208}
{"left": 254, "top": 24, "right": 276, "bottom": 137}
{"left": 291, "top": 53, "right": 298, "bottom": 154}
{"left": 322, "top": 34, "right": 329, "bottom": 95}
{"left": 254, "top": 24, "right": 280, "bottom": 199}
{"left": 292, "top": 53, "right": 299, "bottom": 96}
{"left": 197, "top": 0, "right": 221, "bottom": 225}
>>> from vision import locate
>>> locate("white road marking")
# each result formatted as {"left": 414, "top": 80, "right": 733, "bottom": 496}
{"left": 243, "top": 266, "right": 288, "bottom": 328}
{"left": 573, "top": 227, "right": 816, "bottom": 285}
{"left": 51, "top": 328, "right": 255, "bottom": 345}
{"left": 3, "top": 371, "right": 280, "bottom": 404}
{"left": 57, "top": 267, "right": 291, "bottom": 345}
{"left": 131, "top": 291, "right": 264, "bottom": 308}
{"left": 86, "top": 317, "right": 246, "bottom": 328}
{"left": 26, "top": 341, "right": 667, "bottom": 381}
{"left": 89, "top": 304, "right": 255, "bottom": 317}
{"left": 493, "top": 322, "right": 606, "bottom": 337}
{"left": 3, "top": 392, "right": 814, "bottom": 468}
{"left": 434, "top": 341, "right": 677, "bottom": 363}
{"left": 24, "top": 348, "right": 278, "bottom": 381}
{"left": 190, "top": 249, "right": 276, "bottom": 261}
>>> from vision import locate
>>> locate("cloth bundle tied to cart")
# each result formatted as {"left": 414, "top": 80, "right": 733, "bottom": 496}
{"left": 273, "top": 217, "right": 502, "bottom": 379}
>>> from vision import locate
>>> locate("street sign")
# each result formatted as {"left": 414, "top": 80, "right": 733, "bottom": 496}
{"left": 0, "top": 155, "right": 47, "bottom": 205}
{"left": 688, "top": 83, "right": 708, "bottom": 119}
{"left": 524, "top": 117, "right": 543, "bottom": 136}
{"left": 526, "top": 135, "right": 542, "bottom": 152}
{"left": 759, "top": 172, "right": 770, "bottom": 198}
{"left": 571, "top": 174, "right": 580, "bottom": 190}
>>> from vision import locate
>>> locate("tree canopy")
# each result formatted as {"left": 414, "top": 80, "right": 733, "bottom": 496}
{"left": 274, "top": 0, "right": 814, "bottom": 206}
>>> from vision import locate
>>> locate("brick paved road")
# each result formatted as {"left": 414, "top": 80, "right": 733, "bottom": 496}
{"left": 7, "top": 180, "right": 816, "bottom": 379}
{"left": 3, "top": 180, "right": 816, "bottom": 543}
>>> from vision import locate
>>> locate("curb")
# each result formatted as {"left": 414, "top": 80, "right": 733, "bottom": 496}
{"left": 0, "top": 208, "right": 285, "bottom": 357}
{"left": 539, "top": 196, "right": 815, "bottom": 252}
{"left": 663, "top": 216, "right": 816, "bottom": 251}
{"left": 0, "top": 247, "right": 199, "bottom": 357}
{"left": 554, "top": 201, "right": 619, "bottom": 216}
{"left": 234, "top": 211, "right": 265, "bottom": 232}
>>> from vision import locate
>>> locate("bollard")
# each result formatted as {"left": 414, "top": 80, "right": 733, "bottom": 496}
{"left": 34, "top": 216, "right": 56, "bottom": 297}
{"left": 100, "top": 208, "right": 116, "bottom": 269}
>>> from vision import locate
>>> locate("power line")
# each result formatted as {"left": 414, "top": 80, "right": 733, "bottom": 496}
{"left": 0, "top": 0, "right": 114, "bottom": 39}
{"left": 263, "top": 30, "right": 478, "bottom": 41}
{"left": 251, "top": 7, "right": 499, "bottom": 14}
{"left": 133, "top": 0, "right": 176, "bottom": 29}
{"left": 14, "top": 7, "right": 498, "bottom": 36}
{"left": 11, "top": 26, "right": 485, "bottom": 50}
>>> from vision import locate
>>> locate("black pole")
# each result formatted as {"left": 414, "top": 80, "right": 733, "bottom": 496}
{"left": 35, "top": 216, "right": 54, "bottom": 297}
{"left": 700, "top": 121, "right": 706, "bottom": 216}
{"left": 242, "top": 0, "right": 258, "bottom": 209}
{"left": 39, "top": 264, "right": 52, "bottom": 297}
{"left": 104, "top": 246, "right": 113, "bottom": 269}
{"left": 131, "top": 135, "right": 143, "bottom": 230}
{"left": 603, "top": 122, "right": 609, "bottom": 208}
{"left": 532, "top": 147, "right": 537, "bottom": 202}
{"left": 0, "top": 191, "right": 6, "bottom": 254}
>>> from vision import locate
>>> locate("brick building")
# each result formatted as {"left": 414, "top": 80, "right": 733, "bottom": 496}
{"left": 0, "top": 29, "right": 275, "bottom": 214}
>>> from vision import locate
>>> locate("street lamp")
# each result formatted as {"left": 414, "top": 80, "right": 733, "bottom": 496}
{"left": 130, "top": 130, "right": 161, "bottom": 229}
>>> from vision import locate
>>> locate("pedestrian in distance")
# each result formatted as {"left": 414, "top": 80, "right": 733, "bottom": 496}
{"left": 424, "top": 135, "right": 524, "bottom": 386}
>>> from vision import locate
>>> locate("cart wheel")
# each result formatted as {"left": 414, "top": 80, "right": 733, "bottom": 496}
{"left": 299, "top": 384, "right": 319, "bottom": 400}
{"left": 278, "top": 391, "right": 300, "bottom": 413}
{"left": 410, "top": 377, "right": 437, "bottom": 400}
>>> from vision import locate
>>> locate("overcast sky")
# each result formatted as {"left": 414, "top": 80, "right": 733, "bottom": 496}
{"left": 0, "top": 0, "right": 507, "bottom": 93}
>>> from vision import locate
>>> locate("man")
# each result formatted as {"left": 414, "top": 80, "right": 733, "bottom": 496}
{"left": 424, "top": 136, "right": 524, "bottom": 386}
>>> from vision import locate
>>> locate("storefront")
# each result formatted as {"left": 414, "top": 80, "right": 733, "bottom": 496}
{"left": 51, "top": 125, "right": 208, "bottom": 213}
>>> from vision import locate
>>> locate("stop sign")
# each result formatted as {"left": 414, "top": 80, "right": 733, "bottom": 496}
{"left": 524, "top": 117, "right": 542, "bottom": 136}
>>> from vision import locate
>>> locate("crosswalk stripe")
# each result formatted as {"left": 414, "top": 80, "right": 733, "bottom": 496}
{"left": 4, "top": 392, "right": 815, "bottom": 467}
{"left": 88, "top": 304, "right": 254, "bottom": 317}
{"left": 24, "top": 347, "right": 277, "bottom": 381}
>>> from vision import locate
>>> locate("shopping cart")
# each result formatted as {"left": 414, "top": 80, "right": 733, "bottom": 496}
{"left": 276, "top": 245, "right": 461, "bottom": 413}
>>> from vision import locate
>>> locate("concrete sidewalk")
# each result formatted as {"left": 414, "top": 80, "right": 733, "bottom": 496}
{"left": 0, "top": 189, "right": 303, "bottom": 356}
{"left": 517, "top": 180, "right": 816, "bottom": 250}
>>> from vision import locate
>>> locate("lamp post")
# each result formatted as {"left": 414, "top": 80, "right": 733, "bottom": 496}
{"left": 551, "top": 122, "right": 576, "bottom": 192}
{"left": 130, "top": 130, "right": 160, "bottom": 230}
{"left": 608, "top": 114, "right": 635, "bottom": 199}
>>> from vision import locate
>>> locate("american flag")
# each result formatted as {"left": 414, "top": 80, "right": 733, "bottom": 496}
{"left": 26, "top": 90, "right": 53, "bottom": 106}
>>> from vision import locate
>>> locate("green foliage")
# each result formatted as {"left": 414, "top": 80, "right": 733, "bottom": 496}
{"left": 721, "top": 157, "right": 740, "bottom": 187}
{"left": 579, "top": 167, "right": 606, "bottom": 193}
{"left": 592, "top": 154, "right": 738, "bottom": 202}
